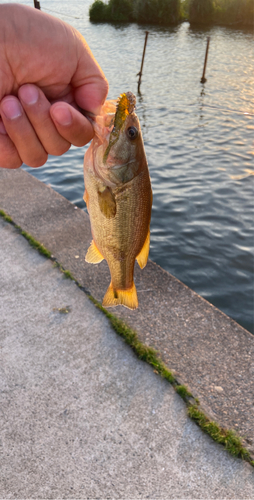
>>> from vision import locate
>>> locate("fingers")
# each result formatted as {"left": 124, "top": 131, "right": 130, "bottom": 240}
{"left": 50, "top": 102, "right": 94, "bottom": 147}
{"left": 18, "top": 85, "right": 71, "bottom": 156}
{"left": 0, "top": 119, "right": 22, "bottom": 169}
{"left": 19, "top": 84, "right": 95, "bottom": 147}
{"left": 0, "top": 95, "right": 48, "bottom": 168}
{"left": 74, "top": 76, "right": 109, "bottom": 116}
{"left": 0, "top": 84, "right": 95, "bottom": 169}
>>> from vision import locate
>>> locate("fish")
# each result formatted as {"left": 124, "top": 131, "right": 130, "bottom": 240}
{"left": 83, "top": 91, "right": 152, "bottom": 309}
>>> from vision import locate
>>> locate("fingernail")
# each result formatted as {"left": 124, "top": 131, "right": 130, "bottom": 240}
{"left": 1, "top": 98, "right": 22, "bottom": 120}
{"left": 52, "top": 105, "right": 72, "bottom": 126}
{"left": 19, "top": 84, "right": 39, "bottom": 105}
{"left": 0, "top": 120, "right": 7, "bottom": 135}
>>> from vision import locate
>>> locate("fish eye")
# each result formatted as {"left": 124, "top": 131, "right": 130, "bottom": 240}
{"left": 127, "top": 126, "right": 138, "bottom": 140}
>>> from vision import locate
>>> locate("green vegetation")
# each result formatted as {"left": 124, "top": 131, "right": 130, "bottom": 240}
{"left": 175, "top": 384, "right": 192, "bottom": 398}
{"left": 188, "top": 0, "right": 214, "bottom": 24}
{"left": 89, "top": 0, "right": 253, "bottom": 26}
{"left": 90, "top": 296, "right": 253, "bottom": 465}
{"left": 90, "top": 0, "right": 181, "bottom": 24}
{"left": 0, "top": 207, "right": 253, "bottom": 466}
{"left": 19, "top": 231, "right": 52, "bottom": 258}
{"left": 212, "top": 0, "right": 254, "bottom": 26}
{"left": 188, "top": 405, "right": 253, "bottom": 461}
{"left": 0, "top": 209, "right": 13, "bottom": 223}
{"left": 0, "top": 209, "right": 51, "bottom": 258}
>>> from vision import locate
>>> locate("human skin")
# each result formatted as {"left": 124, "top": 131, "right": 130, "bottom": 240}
{"left": 0, "top": 3, "right": 108, "bottom": 169}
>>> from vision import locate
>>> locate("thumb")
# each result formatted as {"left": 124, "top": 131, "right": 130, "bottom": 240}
{"left": 71, "top": 34, "right": 109, "bottom": 115}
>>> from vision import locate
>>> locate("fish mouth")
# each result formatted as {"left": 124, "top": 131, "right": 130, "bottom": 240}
{"left": 103, "top": 92, "right": 136, "bottom": 164}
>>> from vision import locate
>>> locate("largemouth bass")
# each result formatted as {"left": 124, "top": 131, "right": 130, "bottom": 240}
{"left": 83, "top": 91, "right": 152, "bottom": 309}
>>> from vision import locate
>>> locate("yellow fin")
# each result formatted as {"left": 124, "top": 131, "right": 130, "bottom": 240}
{"left": 136, "top": 230, "right": 150, "bottom": 269}
{"left": 102, "top": 282, "right": 138, "bottom": 310}
{"left": 98, "top": 186, "right": 116, "bottom": 219}
{"left": 83, "top": 190, "right": 89, "bottom": 212}
{"left": 85, "top": 240, "right": 104, "bottom": 264}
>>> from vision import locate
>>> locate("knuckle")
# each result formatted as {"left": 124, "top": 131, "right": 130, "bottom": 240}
{"left": 102, "top": 78, "right": 109, "bottom": 99}
{"left": 0, "top": 158, "right": 22, "bottom": 169}
{"left": 28, "top": 152, "right": 48, "bottom": 168}
{"left": 0, "top": 140, "right": 22, "bottom": 169}
{"left": 48, "top": 143, "right": 70, "bottom": 156}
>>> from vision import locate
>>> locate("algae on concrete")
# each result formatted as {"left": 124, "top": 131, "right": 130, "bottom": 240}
{"left": 0, "top": 207, "right": 252, "bottom": 467}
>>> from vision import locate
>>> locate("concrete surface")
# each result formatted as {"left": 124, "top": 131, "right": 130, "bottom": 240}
{"left": 0, "top": 167, "right": 253, "bottom": 455}
{"left": 1, "top": 216, "right": 254, "bottom": 498}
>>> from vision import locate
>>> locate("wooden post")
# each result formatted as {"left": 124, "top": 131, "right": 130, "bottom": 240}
{"left": 200, "top": 36, "right": 210, "bottom": 84}
{"left": 137, "top": 31, "right": 149, "bottom": 93}
{"left": 33, "top": 0, "right": 41, "bottom": 9}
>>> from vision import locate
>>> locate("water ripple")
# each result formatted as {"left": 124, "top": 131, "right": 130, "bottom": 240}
{"left": 22, "top": 0, "right": 254, "bottom": 333}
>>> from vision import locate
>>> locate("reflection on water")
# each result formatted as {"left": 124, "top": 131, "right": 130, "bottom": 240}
{"left": 17, "top": 0, "right": 254, "bottom": 333}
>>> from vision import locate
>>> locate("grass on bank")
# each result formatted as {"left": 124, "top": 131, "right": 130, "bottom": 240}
{"left": 0, "top": 207, "right": 253, "bottom": 467}
{"left": 89, "top": 0, "right": 253, "bottom": 26}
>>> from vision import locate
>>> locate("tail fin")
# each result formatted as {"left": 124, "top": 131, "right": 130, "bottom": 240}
{"left": 102, "top": 282, "right": 138, "bottom": 310}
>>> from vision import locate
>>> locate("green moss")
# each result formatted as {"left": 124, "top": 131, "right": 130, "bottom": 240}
{"left": 188, "top": 405, "right": 252, "bottom": 461}
{"left": 175, "top": 385, "right": 192, "bottom": 399}
{"left": 1, "top": 207, "right": 253, "bottom": 467}
{"left": 0, "top": 208, "right": 51, "bottom": 258}
{"left": 89, "top": 295, "right": 177, "bottom": 382}
{"left": 89, "top": 295, "right": 253, "bottom": 467}
{"left": 0, "top": 209, "right": 13, "bottom": 223}
{"left": 20, "top": 231, "right": 52, "bottom": 258}
{"left": 62, "top": 269, "right": 75, "bottom": 280}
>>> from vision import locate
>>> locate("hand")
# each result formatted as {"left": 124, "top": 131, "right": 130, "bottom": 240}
{"left": 0, "top": 4, "right": 108, "bottom": 169}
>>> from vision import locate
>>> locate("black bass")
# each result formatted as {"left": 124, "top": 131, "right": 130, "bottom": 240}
{"left": 84, "top": 91, "right": 152, "bottom": 309}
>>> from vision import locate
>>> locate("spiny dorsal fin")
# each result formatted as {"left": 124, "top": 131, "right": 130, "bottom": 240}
{"left": 85, "top": 240, "right": 104, "bottom": 264}
{"left": 136, "top": 230, "right": 150, "bottom": 269}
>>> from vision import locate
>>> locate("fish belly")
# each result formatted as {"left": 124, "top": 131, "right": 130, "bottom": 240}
{"left": 84, "top": 167, "right": 152, "bottom": 308}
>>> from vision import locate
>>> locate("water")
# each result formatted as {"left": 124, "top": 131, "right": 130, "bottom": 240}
{"left": 6, "top": 0, "right": 253, "bottom": 332}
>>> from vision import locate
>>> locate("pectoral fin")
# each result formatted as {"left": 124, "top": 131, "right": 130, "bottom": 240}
{"left": 136, "top": 230, "right": 150, "bottom": 269}
{"left": 85, "top": 240, "right": 104, "bottom": 264}
{"left": 98, "top": 186, "right": 116, "bottom": 219}
{"left": 102, "top": 282, "right": 138, "bottom": 310}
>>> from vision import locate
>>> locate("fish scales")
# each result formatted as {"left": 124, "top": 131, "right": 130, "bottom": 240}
{"left": 84, "top": 92, "right": 152, "bottom": 309}
{"left": 85, "top": 168, "right": 151, "bottom": 290}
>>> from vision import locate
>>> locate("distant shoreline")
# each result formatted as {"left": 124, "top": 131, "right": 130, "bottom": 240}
{"left": 89, "top": 0, "right": 254, "bottom": 29}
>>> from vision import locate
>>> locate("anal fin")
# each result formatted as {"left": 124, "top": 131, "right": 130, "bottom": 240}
{"left": 102, "top": 282, "right": 138, "bottom": 310}
{"left": 85, "top": 240, "right": 104, "bottom": 264}
{"left": 136, "top": 230, "right": 150, "bottom": 269}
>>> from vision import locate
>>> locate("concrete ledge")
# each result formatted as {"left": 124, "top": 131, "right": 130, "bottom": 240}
{"left": 2, "top": 216, "right": 254, "bottom": 497}
{"left": 0, "top": 168, "right": 253, "bottom": 454}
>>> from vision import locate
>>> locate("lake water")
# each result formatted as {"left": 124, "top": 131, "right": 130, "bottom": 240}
{"left": 9, "top": 0, "right": 253, "bottom": 332}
